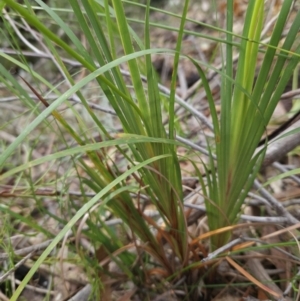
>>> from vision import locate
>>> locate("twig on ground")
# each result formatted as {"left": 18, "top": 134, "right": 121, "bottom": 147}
{"left": 175, "top": 134, "right": 212, "bottom": 157}
{"left": 282, "top": 199, "right": 300, "bottom": 207}
{"left": 184, "top": 203, "right": 289, "bottom": 223}
{"left": 0, "top": 252, "right": 33, "bottom": 282}
{"left": 281, "top": 88, "right": 300, "bottom": 100}
{"left": 260, "top": 119, "right": 300, "bottom": 168}
{"left": 201, "top": 238, "right": 243, "bottom": 262}
{"left": 0, "top": 239, "right": 53, "bottom": 261}
{"left": 247, "top": 191, "right": 271, "bottom": 206}
{"left": 253, "top": 180, "right": 299, "bottom": 224}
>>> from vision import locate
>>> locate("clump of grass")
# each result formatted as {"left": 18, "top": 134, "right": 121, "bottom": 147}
{"left": 202, "top": 0, "right": 300, "bottom": 250}
{"left": 0, "top": 0, "right": 300, "bottom": 300}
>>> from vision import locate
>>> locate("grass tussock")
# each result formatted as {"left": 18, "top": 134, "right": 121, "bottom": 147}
{"left": 1, "top": 0, "right": 300, "bottom": 300}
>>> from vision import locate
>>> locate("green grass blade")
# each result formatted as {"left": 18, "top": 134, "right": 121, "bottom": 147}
{"left": 111, "top": 0, "right": 148, "bottom": 117}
